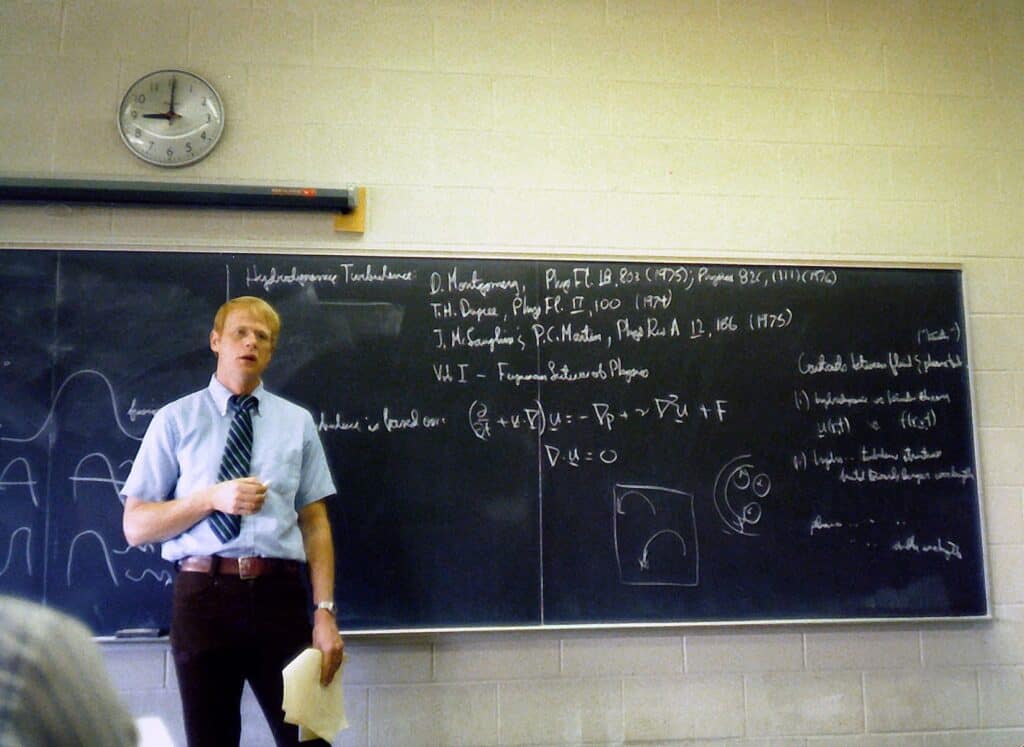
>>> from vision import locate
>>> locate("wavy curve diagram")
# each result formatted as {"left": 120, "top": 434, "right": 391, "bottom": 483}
{"left": 1, "top": 369, "right": 142, "bottom": 444}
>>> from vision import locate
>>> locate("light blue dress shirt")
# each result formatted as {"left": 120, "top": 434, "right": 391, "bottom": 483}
{"left": 121, "top": 375, "right": 336, "bottom": 562}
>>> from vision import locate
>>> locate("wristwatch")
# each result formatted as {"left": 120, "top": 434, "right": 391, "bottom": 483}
{"left": 315, "top": 600, "right": 337, "bottom": 616}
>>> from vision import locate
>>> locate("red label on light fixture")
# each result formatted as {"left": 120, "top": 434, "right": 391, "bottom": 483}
{"left": 271, "top": 187, "right": 318, "bottom": 198}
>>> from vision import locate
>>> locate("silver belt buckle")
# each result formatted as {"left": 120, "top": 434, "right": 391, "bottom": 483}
{"left": 238, "top": 556, "right": 259, "bottom": 580}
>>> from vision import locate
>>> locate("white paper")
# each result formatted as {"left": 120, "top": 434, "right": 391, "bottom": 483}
{"left": 135, "top": 717, "right": 174, "bottom": 747}
{"left": 282, "top": 648, "right": 348, "bottom": 742}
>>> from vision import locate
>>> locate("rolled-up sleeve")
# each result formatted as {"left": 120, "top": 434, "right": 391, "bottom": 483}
{"left": 121, "top": 407, "right": 180, "bottom": 503}
{"left": 295, "top": 412, "right": 336, "bottom": 509}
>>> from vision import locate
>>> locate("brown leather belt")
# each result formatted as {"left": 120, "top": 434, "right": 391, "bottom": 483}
{"left": 176, "top": 555, "right": 300, "bottom": 580}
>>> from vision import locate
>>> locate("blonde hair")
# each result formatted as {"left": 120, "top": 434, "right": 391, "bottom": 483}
{"left": 212, "top": 296, "right": 281, "bottom": 347}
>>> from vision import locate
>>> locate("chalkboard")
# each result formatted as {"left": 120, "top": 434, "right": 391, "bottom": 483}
{"left": 0, "top": 249, "right": 988, "bottom": 635}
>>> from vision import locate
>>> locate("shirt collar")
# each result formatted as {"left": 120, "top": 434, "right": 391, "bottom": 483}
{"left": 208, "top": 374, "right": 264, "bottom": 416}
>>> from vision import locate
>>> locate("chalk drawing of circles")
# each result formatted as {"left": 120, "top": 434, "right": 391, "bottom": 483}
{"left": 713, "top": 454, "right": 770, "bottom": 536}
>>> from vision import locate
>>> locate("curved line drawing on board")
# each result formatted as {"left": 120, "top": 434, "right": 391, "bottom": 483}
{"left": 125, "top": 568, "right": 174, "bottom": 586}
{"left": 70, "top": 452, "right": 127, "bottom": 504}
{"left": 67, "top": 530, "right": 119, "bottom": 587}
{"left": 1, "top": 369, "right": 142, "bottom": 444}
{"left": 713, "top": 454, "right": 770, "bottom": 536}
{"left": 0, "top": 526, "right": 32, "bottom": 578}
{"left": 0, "top": 458, "right": 40, "bottom": 506}
{"left": 614, "top": 488, "right": 657, "bottom": 517}
{"left": 613, "top": 483, "right": 698, "bottom": 587}
{"left": 112, "top": 542, "right": 158, "bottom": 556}
{"left": 639, "top": 529, "right": 687, "bottom": 570}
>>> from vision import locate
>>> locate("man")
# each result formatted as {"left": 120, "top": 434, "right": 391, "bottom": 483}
{"left": 122, "top": 296, "right": 343, "bottom": 747}
{"left": 0, "top": 594, "right": 138, "bottom": 747}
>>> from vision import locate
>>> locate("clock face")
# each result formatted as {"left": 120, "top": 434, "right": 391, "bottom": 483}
{"left": 117, "top": 69, "right": 224, "bottom": 167}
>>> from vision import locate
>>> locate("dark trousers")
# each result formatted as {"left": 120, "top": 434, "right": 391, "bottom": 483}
{"left": 170, "top": 569, "right": 331, "bottom": 747}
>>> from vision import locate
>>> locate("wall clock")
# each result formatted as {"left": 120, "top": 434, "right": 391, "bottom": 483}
{"left": 117, "top": 69, "right": 224, "bottom": 167}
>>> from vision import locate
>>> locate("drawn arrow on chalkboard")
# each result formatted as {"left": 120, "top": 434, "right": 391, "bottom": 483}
{"left": 639, "top": 529, "right": 688, "bottom": 570}
{"left": 615, "top": 489, "right": 657, "bottom": 516}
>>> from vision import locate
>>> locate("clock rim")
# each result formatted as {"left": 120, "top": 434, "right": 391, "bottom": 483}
{"left": 116, "top": 68, "right": 225, "bottom": 168}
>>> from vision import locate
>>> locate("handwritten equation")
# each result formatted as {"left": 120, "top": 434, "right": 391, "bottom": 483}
{"left": 466, "top": 396, "right": 729, "bottom": 441}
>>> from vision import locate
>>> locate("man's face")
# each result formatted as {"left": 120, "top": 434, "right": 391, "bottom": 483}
{"left": 210, "top": 308, "right": 275, "bottom": 384}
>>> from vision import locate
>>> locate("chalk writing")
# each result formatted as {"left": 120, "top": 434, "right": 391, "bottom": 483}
{"left": 810, "top": 515, "right": 843, "bottom": 535}
{"left": 0, "top": 253, "right": 985, "bottom": 631}
{"left": 245, "top": 264, "right": 340, "bottom": 291}
{"left": 917, "top": 323, "right": 961, "bottom": 345}
{"left": 126, "top": 398, "right": 160, "bottom": 423}
{"left": 318, "top": 408, "right": 449, "bottom": 434}
{"left": 339, "top": 263, "right": 416, "bottom": 284}
{"left": 430, "top": 268, "right": 526, "bottom": 298}
{"left": 799, "top": 353, "right": 964, "bottom": 378}
{"left": 494, "top": 359, "right": 650, "bottom": 386}
{"left": 464, "top": 396, "right": 729, "bottom": 446}
{"left": 544, "top": 444, "right": 619, "bottom": 468}
{"left": 892, "top": 535, "right": 963, "bottom": 561}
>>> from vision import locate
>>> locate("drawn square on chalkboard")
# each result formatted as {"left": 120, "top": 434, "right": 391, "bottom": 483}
{"left": 613, "top": 484, "right": 698, "bottom": 587}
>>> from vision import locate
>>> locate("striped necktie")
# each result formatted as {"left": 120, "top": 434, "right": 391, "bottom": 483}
{"left": 208, "top": 394, "right": 259, "bottom": 543}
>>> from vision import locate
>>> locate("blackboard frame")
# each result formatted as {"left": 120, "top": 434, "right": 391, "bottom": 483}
{"left": 0, "top": 246, "right": 991, "bottom": 636}
{"left": 339, "top": 256, "right": 992, "bottom": 636}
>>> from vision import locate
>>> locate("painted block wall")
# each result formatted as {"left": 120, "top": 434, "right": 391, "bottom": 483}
{"left": 3, "top": 1, "right": 1024, "bottom": 745}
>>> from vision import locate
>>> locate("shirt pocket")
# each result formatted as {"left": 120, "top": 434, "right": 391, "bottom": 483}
{"left": 268, "top": 445, "right": 303, "bottom": 499}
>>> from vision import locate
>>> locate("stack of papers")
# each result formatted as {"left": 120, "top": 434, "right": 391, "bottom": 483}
{"left": 282, "top": 648, "right": 349, "bottom": 743}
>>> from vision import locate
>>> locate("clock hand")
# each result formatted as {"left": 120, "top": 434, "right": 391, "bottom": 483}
{"left": 168, "top": 76, "right": 178, "bottom": 116}
{"left": 138, "top": 78, "right": 182, "bottom": 125}
{"left": 142, "top": 113, "right": 181, "bottom": 122}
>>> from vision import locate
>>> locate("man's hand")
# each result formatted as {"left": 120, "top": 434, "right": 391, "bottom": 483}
{"left": 210, "top": 477, "right": 267, "bottom": 516}
{"left": 298, "top": 500, "right": 340, "bottom": 685}
{"left": 312, "top": 612, "right": 344, "bottom": 686}
{"left": 124, "top": 480, "right": 265, "bottom": 547}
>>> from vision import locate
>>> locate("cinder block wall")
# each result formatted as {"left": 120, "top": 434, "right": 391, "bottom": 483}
{"left": 4, "top": 2, "right": 1024, "bottom": 745}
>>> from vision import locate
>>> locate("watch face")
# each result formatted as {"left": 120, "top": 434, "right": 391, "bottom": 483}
{"left": 117, "top": 69, "right": 224, "bottom": 167}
